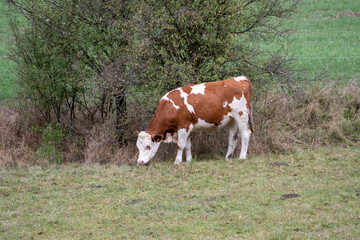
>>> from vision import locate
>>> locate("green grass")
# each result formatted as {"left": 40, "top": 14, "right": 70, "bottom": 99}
{"left": 0, "top": 2, "right": 18, "bottom": 102}
{"left": 1, "top": 147, "right": 359, "bottom": 239}
{"left": 274, "top": 0, "right": 360, "bottom": 82}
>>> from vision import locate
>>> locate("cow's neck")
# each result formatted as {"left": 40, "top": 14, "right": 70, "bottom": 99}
{"left": 146, "top": 114, "right": 171, "bottom": 140}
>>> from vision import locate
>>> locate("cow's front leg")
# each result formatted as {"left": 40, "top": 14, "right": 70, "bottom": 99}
{"left": 174, "top": 129, "right": 190, "bottom": 164}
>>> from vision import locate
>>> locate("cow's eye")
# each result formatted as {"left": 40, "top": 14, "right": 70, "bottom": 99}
{"left": 146, "top": 145, "right": 151, "bottom": 150}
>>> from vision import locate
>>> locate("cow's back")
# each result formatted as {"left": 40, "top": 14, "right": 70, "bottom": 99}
{"left": 165, "top": 77, "right": 251, "bottom": 128}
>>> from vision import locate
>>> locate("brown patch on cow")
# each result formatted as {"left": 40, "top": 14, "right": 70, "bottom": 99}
{"left": 166, "top": 90, "right": 182, "bottom": 107}
{"left": 239, "top": 111, "right": 243, "bottom": 116}
{"left": 181, "top": 85, "right": 193, "bottom": 95}
{"left": 224, "top": 103, "right": 231, "bottom": 112}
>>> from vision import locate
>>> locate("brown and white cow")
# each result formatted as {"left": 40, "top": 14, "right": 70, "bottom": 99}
{"left": 136, "top": 76, "right": 253, "bottom": 164}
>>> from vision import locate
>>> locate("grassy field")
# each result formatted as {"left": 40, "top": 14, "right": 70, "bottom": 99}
{"left": 279, "top": 0, "right": 360, "bottom": 82}
{"left": 1, "top": 147, "right": 359, "bottom": 239}
{"left": 0, "top": 2, "right": 18, "bottom": 102}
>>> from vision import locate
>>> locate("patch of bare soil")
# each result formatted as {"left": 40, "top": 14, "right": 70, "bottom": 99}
{"left": 125, "top": 198, "right": 145, "bottom": 205}
{"left": 334, "top": 12, "right": 360, "bottom": 18}
{"left": 281, "top": 193, "right": 300, "bottom": 200}
{"left": 271, "top": 162, "right": 290, "bottom": 167}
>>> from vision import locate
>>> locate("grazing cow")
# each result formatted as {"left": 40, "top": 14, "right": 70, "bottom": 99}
{"left": 136, "top": 76, "right": 253, "bottom": 165}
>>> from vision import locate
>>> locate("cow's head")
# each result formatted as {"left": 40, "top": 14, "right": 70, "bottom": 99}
{"left": 136, "top": 131, "right": 161, "bottom": 165}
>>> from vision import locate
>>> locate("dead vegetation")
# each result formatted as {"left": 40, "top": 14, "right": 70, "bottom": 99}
{"left": 252, "top": 83, "right": 360, "bottom": 154}
{"left": 0, "top": 84, "right": 359, "bottom": 166}
{"left": 0, "top": 108, "right": 39, "bottom": 166}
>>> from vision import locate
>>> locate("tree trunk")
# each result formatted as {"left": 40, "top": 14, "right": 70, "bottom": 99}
{"left": 115, "top": 87, "right": 127, "bottom": 144}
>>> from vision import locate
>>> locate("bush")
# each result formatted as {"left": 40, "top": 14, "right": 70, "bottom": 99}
{"left": 34, "top": 122, "right": 64, "bottom": 163}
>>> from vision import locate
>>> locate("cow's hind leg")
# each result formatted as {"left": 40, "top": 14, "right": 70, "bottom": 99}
{"left": 174, "top": 128, "right": 190, "bottom": 164}
{"left": 225, "top": 119, "right": 239, "bottom": 160}
{"left": 185, "top": 137, "right": 192, "bottom": 163}
{"left": 233, "top": 114, "right": 251, "bottom": 159}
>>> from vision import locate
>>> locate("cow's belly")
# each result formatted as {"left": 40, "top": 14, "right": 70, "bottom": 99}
{"left": 192, "top": 115, "right": 232, "bottom": 131}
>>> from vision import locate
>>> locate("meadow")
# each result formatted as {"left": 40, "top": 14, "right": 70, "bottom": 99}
{"left": 0, "top": 0, "right": 359, "bottom": 239}
{"left": 1, "top": 147, "right": 359, "bottom": 239}
{"left": 265, "top": 0, "right": 360, "bottom": 82}
{"left": 0, "top": 1, "right": 18, "bottom": 102}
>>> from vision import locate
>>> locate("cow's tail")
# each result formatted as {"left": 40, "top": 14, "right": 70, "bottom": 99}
{"left": 249, "top": 101, "right": 254, "bottom": 133}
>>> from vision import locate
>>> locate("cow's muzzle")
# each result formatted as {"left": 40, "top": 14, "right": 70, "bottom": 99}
{"left": 138, "top": 160, "right": 149, "bottom": 165}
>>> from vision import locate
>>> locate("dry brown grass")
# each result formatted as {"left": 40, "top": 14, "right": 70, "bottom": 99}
{"left": 252, "top": 83, "right": 360, "bottom": 154}
{"left": 0, "top": 108, "right": 40, "bottom": 166}
{"left": 0, "top": 84, "right": 359, "bottom": 166}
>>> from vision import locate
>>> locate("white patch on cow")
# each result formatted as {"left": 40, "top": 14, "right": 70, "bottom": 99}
{"left": 164, "top": 132, "right": 178, "bottom": 143}
{"left": 179, "top": 88, "right": 195, "bottom": 114}
{"left": 223, "top": 101, "right": 228, "bottom": 108}
{"left": 169, "top": 99, "right": 180, "bottom": 110}
{"left": 233, "top": 76, "right": 248, "bottom": 82}
{"left": 161, "top": 92, "right": 180, "bottom": 110}
{"left": 193, "top": 118, "right": 216, "bottom": 130}
{"left": 228, "top": 94, "right": 249, "bottom": 115}
{"left": 190, "top": 83, "right": 206, "bottom": 95}
{"left": 219, "top": 114, "right": 232, "bottom": 128}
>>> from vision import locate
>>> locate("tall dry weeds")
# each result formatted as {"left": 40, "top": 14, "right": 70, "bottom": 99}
{"left": 252, "top": 83, "right": 360, "bottom": 154}
{"left": 0, "top": 108, "right": 40, "bottom": 166}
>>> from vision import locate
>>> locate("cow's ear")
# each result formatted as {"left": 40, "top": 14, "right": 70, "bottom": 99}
{"left": 136, "top": 130, "right": 139, "bottom": 135}
{"left": 151, "top": 134, "right": 163, "bottom": 143}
